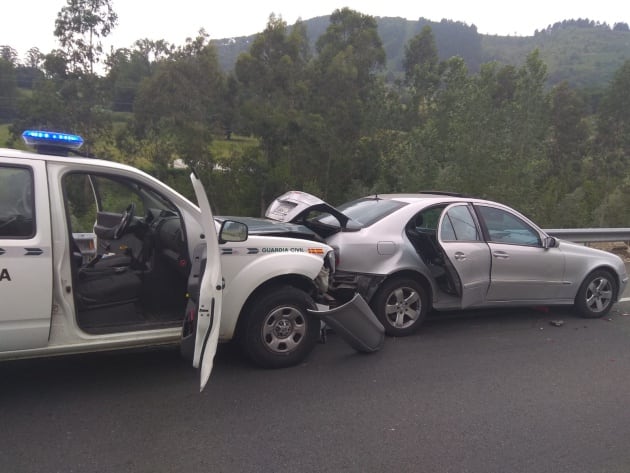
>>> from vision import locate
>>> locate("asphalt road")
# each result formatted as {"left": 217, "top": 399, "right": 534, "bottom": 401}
{"left": 2, "top": 302, "right": 630, "bottom": 473}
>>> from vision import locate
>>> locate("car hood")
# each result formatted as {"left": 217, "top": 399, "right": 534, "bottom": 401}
{"left": 215, "top": 215, "right": 321, "bottom": 241}
{"left": 559, "top": 238, "right": 625, "bottom": 261}
{"left": 265, "top": 190, "right": 359, "bottom": 236}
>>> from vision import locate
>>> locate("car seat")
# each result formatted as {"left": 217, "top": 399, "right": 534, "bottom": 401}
{"left": 406, "top": 215, "right": 446, "bottom": 278}
{"left": 70, "top": 237, "right": 142, "bottom": 310}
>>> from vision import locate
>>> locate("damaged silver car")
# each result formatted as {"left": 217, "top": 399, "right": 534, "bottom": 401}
{"left": 264, "top": 191, "right": 629, "bottom": 336}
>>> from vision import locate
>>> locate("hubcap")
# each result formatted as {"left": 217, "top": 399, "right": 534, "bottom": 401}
{"left": 585, "top": 277, "right": 613, "bottom": 313}
{"left": 384, "top": 286, "right": 421, "bottom": 329}
{"left": 262, "top": 306, "right": 306, "bottom": 354}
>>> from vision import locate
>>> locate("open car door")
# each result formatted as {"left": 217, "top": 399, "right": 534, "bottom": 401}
{"left": 437, "top": 203, "right": 491, "bottom": 308}
{"left": 190, "top": 172, "right": 223, "bottom": 391}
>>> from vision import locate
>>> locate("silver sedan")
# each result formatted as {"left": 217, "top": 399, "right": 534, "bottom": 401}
{"left": 265, "top": 191, "right": 629, "bottom": 336}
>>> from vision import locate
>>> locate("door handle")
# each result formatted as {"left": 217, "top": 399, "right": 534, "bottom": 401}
{"left": 454, "top": 252, "right": 466, "bottom": 260}
{"left": 492, "top": 251, "right": 509, "bottom": 259}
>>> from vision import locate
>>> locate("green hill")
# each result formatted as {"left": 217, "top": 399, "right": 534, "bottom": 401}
{"left": 212, "top": 16, "right": 630, "bottom": 89}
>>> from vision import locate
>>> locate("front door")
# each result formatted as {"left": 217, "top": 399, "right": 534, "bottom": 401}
{"left": 437, "top": 203, "right": 491, "bottom": 308}
{"left": 0, "top": 159, "right": 53, "bottom": 351}
{"left": 474, "top": 204, "right": 566, "bottom": 302}
{"left": 189, "top": 172, "right": 223, "bottom": 391}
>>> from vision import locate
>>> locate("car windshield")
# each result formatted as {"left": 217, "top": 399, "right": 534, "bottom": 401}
{"left": 316, "top": 197, "right": 407, "bottom": 227}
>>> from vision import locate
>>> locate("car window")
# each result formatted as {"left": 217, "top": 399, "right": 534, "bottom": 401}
{"left": 91, "top": 175, "right": 146, "bottom": 216}
{"left": 415, "top": 206, "right": 444, "bottom": 231}
{"left": 0, "top": 165, "right": 35, "bottom": 238}
{"left": 476, "top": 205, "right": 541, "bottom": 246}
{"left": 63, "top": 173, "right": 98, "bottom": 233}
{"left": 64, "top": 173, "right": 178, "bottom": 233}
{"left": 440, "top": 205, "right": 481, "bottom": 241}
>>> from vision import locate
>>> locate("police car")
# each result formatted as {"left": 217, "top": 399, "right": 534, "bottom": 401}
{"left": 0, "top": 131, "right": 379, "bottom": 389}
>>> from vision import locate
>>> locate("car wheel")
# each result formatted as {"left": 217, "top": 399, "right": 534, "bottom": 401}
{"left": 372, "top": 278, "right": 428, "bottom": 336}
{"left": 239, "top": 286, "right": 320, "bottom": 368}
{"left": 574, "top": 269, "right": 617, "bottom": 318}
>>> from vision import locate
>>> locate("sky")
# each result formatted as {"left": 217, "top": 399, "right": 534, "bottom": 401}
{"left": 1, "top": 0, "right": 627, "bottom": 60}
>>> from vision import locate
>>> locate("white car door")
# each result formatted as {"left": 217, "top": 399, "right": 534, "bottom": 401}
{"left": 190, "top": 172, "right": 223, "bottom": 391}
{"left": 0, "top": 159, "right": 53, "bottom": 351}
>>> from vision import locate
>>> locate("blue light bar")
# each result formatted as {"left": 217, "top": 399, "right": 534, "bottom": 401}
{"left": 22, "top": 130, "right": 84, "bottom": 150}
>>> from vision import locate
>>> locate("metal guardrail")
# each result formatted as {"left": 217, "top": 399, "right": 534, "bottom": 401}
{"left": 545, "top": 229, "right": 630, "bottom": 243}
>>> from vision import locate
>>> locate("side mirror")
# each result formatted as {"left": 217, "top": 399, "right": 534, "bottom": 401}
{"left": 219, "top": 220, "right": 248, "bottom": 243}
{"left": 542, "top": 236, "right": 557, "bottom": 249}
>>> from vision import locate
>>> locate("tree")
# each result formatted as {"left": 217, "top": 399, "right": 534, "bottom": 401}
{"left": 403, "top": 26, "right": 439, "bottom": 77}
{"left": 25, "top": 48, "right": 44, "bottom": 69}
{"left": 0, "top": 58, "right": 18, "bottom": 120}
{"left": 308, "top": 8, "right": 386, "bottom": 202}
{"left": 104, "top": 38, "right": 174, "bottom": 112}
{"left": 235, "top": 14, "right": 311, "bottom": 211}
{"left": 54, "top": 0, "right": 118, "bottom": 75}
{"left": 591, "top": 60, "right": 630, "bottom": 225}
{"left": 132, "top": 32, "right": 226, "bottom": 180}
{"left": 9, "top": 47, "right": 111, "bottom": 151}
{"left": 402, "top": 26, "right": 441, "bottom": 126}
{"left": 0, "top": 46, "right": 18, "bottom": 66}
{"left": 8, "top": 78, "right": 70, "bottom": 146}
{"left": 597, "top": 60, "right": 630, "bottom": 154}
{"left": 547, "top": 81, "right": 589, "bottom": 186}
{"left": 23, "top": 0, "right": 120, "bottom": 149}
{"left": 15, "top": 48, "right": 45, "bottom": 89}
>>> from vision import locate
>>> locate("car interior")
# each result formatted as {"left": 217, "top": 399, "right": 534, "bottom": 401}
{"left": 405, "top": 206, "right": 458, "bottom": 295}
{"left": 63, "top": 172, "right": 192, "bottom": 334}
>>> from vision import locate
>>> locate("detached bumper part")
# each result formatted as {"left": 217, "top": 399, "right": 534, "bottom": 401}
{"left": 309, "top": 294, "right": 384, "bottom": 353}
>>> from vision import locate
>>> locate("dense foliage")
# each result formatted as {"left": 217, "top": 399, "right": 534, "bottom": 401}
{"left": 1, "top": 5, "right": 630, "bottom": 227}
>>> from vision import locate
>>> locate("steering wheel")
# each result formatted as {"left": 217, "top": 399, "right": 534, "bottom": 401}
{"left": 113, "top": 202, "right": 135, "bottom": 239}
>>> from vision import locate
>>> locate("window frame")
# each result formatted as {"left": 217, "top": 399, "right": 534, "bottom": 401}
{"left": 0, "top": 164, "right": 36, "bottom": 239}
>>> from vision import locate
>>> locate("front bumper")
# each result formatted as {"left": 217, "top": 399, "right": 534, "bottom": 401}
{"left": 308, "top": 293, "right": 384, "bottom": 353}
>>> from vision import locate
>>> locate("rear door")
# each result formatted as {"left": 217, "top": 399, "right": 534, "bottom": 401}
{"left": 189, "top": 172, "right": 223, "bottom": 391}
{"left": 0, "top": 159, "right": 53, "bottom": 351}
{"left": 437, "top": 203, "right": 491, "bottom": 308}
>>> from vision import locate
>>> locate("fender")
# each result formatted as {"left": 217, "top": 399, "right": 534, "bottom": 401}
{"left": 218, "top": 235, "right": 331, "bottom": 339}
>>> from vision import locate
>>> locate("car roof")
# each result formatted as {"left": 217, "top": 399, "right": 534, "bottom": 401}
{"left": 363, "top": 193, "right": 490, "bottom": 205}
{"left": 0, "top": 146, "right": 148, "bottom": 175}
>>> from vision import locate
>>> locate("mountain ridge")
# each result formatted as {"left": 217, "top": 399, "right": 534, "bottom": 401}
{"left": 211, "top": 15, "right": 630, "bottom": 89}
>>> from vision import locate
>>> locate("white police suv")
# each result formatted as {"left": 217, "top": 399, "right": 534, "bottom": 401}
{"left": 0, "top": 131, "right": 380, "bottom": 389}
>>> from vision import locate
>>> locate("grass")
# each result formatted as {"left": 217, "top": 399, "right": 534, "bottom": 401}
{"left": 0, "top": 124, "right": 10, "bottom": 148}
{"left": 211, "top": 134, "right": 258, "bottom": 159}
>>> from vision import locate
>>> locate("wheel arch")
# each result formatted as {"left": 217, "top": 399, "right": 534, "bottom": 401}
{"left": 579, "top": 265, "right": 621, "bottom": 301}
{"left": 574, "top": 265, "right": 621, "bottom": 318}
{"left": 231, "top": 275, "right": 318, "bottom": 340}
{"left": 375, "top": 269, "right": 434, "bottom": 307}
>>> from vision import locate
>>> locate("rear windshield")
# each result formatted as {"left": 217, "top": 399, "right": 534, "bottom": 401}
{"left": 318, "top": 198, "right": 407, "bottom": 227}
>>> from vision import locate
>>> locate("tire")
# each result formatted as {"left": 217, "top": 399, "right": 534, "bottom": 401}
{"left": 371, "top": 277, "right": 428, "bottom": 336}
{"left": 574, "top": 269, "right": 617, "bottom": 318}
{"left": 239, "top": 286, "right": 320, "bottom": 369}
